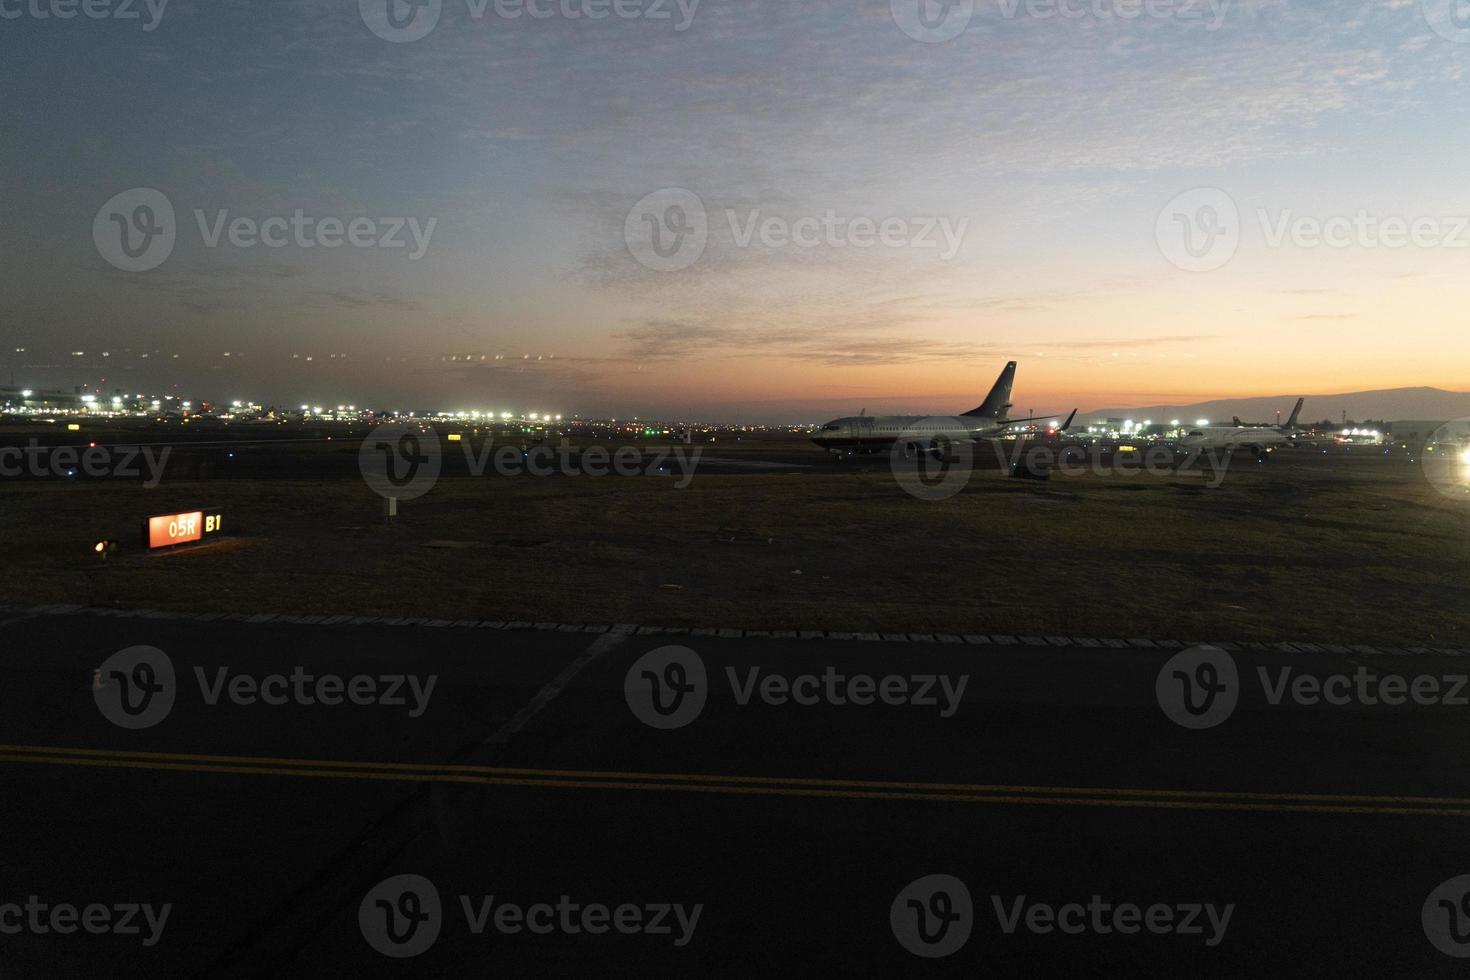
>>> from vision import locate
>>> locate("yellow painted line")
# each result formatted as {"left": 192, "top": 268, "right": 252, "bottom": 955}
{"left": 0, "top": 747, "right": 1468, "bottom": 817}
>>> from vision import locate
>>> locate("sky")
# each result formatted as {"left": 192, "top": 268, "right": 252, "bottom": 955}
{"left": 2, "top": 0, "right": 1468, "bottom": 422}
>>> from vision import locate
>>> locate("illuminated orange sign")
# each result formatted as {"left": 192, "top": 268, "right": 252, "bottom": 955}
{"left": 145, "top": 511, "right": 223, "bottom": 550}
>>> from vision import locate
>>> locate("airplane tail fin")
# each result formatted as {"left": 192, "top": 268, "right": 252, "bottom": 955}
{"left": 963, "top": 361, "right": 1017, "bottom": 418}
{"left": 1284, "top": 397, "right": 1304, "bottom": 430}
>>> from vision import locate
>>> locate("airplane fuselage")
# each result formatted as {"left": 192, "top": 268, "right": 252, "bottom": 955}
{"left": 811, "top": 415, "right": 1001, "bottom": 453}
{"left": 1178, "top": 426, "right": 1293, "bottom": 453}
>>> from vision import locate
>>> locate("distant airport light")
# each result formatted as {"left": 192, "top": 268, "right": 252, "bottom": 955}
{"left": 20, "top": 389, "right": 32, "bottom": 398}
{"left": 81, "top": 394, "right": 96, "bottom": 403}
{"left": 500, "top": 412, "right": 512, "bottom": 419}
{"left": 1461, "top": 448, "right": 1470, "bottom": 464}
{"left": 1170, "top": 419, "right": 1180, "bottom": 426}
{"left": 1196, "top": 419, "right": 1210, "bottom": 427}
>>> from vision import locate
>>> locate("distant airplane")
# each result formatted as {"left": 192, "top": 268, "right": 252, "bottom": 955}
{"left": 811, "top": 361, "right": 1076, "bottom": 457}
{"left": 1178, "top": 398, "right": 1307, "bottom": 458}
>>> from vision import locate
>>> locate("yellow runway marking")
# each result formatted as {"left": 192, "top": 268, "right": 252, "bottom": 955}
{"left": 1, "top": 745, "right": 1467, "bottom": 817}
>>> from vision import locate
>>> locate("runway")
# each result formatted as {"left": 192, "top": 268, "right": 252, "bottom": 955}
{"left": 2, "top": 611, "right": 1469, "bottom": 974}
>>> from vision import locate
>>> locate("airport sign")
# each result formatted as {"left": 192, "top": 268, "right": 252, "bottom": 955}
{"left": 143, "top": 510, "right": 225, "bottom": 551}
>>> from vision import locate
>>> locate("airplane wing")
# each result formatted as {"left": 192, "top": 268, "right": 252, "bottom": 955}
{"left": 994, "top": 409, "right": 1077, "bottom": 431}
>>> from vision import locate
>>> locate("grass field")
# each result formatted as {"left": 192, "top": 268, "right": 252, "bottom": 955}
{"left": 2, "top": 443, "right": 1467, "bottom": 646}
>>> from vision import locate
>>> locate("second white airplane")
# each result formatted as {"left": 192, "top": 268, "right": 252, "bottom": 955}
{"left": 1177, "top": 398, "right": 1306, "bottom": 457}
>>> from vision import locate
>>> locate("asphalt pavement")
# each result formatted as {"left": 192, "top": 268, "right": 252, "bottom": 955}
{"left": 2, "top": 609, "right": 1469, "bottom": 976}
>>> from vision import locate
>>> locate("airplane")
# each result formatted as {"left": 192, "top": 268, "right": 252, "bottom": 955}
{"left": 811, "top": 361, "right": 1076, "bottom": 458}
{"left": 1177, "top": 398, "right": 1306, "bottom": 458}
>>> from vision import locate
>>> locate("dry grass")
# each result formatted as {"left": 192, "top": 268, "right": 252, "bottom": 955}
{"left": 2, "top": 452, "right": 1467, "bottom": 645}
